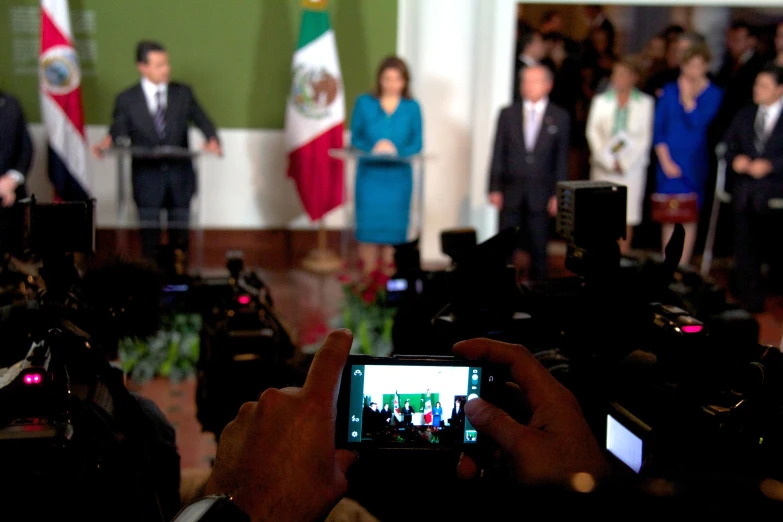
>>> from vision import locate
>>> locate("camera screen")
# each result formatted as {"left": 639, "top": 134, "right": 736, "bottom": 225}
{"left": 387, "top": 279, "right": 408, "bottom": 292}
{"left": 606, "top": 413, "right": 644, "bottom": 473}
{"left": 346, "top": 364, "right": 482, "bottom": 445}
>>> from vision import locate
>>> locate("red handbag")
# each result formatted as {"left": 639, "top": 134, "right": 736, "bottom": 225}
{"left": 651, "top": 193, "right": 699, "bottom": 224}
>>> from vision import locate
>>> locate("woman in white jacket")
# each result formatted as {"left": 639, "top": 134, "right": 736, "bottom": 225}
{"left": 587, "top": 56, "right": 654, "bottom": 254}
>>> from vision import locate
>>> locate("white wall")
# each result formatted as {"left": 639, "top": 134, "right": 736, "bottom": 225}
{"left": 398, "top": 0, "right": 518, "bottom": 262}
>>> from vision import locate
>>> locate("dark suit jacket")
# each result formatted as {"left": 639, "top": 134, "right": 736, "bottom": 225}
{"left": 725, "top": 103, "right": 783, "bottom": 214}
{"left": 489, "top": 101, "right": 571, "bottom": 212}
{"left": 0, "top": 92, "right": 33, "bottom": 200}
{"left": 109, "top": 82, "right": 218, "bottom": 205}
{"left": 512, "top": 60, "right": 531, "bottom": 104}
{"left": 715, "top": 51, "right": 765, "bottom": 131}
{"left": 451, "top": 406, "right": 465, "bottom": 427}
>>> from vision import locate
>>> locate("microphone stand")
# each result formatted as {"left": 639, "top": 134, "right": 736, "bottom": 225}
{"left": 701, "top": 143, "right": 730, "bottom": 277}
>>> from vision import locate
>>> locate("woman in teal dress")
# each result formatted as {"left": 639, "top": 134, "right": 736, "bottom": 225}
{"left": 432, "top": 402, "right": 443, "bottom": 429}
{"left": 350, "top": 56, "right": 423, "bottom": 274}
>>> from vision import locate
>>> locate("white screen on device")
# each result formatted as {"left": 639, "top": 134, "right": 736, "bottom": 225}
{"left": 606, "top": 414, "right": 643, "bottom": 473}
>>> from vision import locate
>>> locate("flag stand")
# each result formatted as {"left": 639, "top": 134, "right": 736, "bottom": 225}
{"left": 302, "top": 219, "right": 342, "bottom": 274}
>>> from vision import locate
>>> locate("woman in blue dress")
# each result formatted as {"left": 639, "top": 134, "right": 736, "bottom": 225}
{"left": 432, "top": 401, "right": 443, "bottom": 429}
{"left": 350, "top": 56, "right": 423, "bottom": 274}
{"left": 653, "top": 43, "right": 723, "bottom": 266}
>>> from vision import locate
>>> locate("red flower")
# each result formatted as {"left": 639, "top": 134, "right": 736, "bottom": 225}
{"left": 337, "top": 272, "right": 352, "bottom": 284}
{"left": 369, "top": 270, "right": 391, "bottom": 287}
{"left": 361, "top": 289, "right": 376, "bottom": 304}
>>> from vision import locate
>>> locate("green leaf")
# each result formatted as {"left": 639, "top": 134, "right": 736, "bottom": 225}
{"left": 358, "top": 320, "right": 372, "bottom": 355}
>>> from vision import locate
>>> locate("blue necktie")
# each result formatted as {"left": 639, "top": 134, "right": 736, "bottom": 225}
{"left": 153, "top": 89, "right": 166, "bottom": 140}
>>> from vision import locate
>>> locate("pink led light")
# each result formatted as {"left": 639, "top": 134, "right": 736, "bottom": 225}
{"left": 682, "top": 325, "right": 703, "bottom": 334}
{"left": 24, "top": 373, "right": 43, "bottom": 385}
{"left": 238, "top": 295, "right": 251, "bottom": 305}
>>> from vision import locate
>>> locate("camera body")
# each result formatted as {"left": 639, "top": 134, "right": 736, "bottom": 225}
{"left": 0, "top": 198, "right": 179, "bottom": 521}
{"left": 194, "top": 252, "right": 298, "bottom": 440}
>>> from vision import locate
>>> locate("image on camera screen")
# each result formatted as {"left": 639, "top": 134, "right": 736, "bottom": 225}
{"left": 346, "top": 364, "right": 481, "bottom": 445}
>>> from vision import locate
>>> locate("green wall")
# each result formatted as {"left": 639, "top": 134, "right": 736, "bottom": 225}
{"left": 0, "top": 0, "right": 398, "bottom": 128}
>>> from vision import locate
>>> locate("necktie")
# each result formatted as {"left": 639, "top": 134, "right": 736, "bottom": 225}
{"left": 525, "top": 106, "right": 539, "bottom": 151}
{"left": 153, "top": 89, "right": 166, "bottom": 140}
{"left": 755, "top": 107, "right": 768, "bottom": 153}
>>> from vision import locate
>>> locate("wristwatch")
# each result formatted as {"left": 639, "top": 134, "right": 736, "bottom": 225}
{"left": 171, "top": 495, "right": 250, "bottom": 522}
{"left": 5, "top": 170, "right": 25, "bottom": 185}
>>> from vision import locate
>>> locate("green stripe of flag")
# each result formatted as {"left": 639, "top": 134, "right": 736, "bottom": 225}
{"left": 297, "top": 9, "right": 331, "bottom": 50}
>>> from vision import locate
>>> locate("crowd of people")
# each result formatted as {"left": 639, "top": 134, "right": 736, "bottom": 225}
{"left": 495, "top": 8, "right": 783, "bottom": 314}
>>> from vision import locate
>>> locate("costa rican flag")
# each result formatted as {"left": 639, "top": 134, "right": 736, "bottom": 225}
{"left": 393, "top": 390, "right": 402, "bottom": 423}
{"left": 39, "top": 0, "right": 90, "bottom": 201}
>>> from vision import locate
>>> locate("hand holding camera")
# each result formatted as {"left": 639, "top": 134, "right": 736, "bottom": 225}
{"left": 453, "top": 338, "right": 610, "bottom": 485}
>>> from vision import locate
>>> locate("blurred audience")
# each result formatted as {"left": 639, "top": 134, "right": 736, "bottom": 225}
{"left": 543, "top": 32, "right": 582, "bottom": 125}
{"left": 506, "top": 11, "right": 783, "bottom": 288}
{"left": 715, "top": 21, "right": 765, "bottom": 131}
{"left": 513, "top": 30, "right": 547, "bottom": 103}
{"left": 644, "top": 31, "right": 706, "bottom": 98}
{"left": 540, "top": 9, "right": 579, "bottom": 57}
{"left": 583, "top": 5, "right": 616, "bottom": 56}
{"left": 638, "top": 35, "right": 668, "bottom": 91}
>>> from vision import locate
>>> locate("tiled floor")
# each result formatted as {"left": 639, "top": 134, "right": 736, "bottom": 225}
{"left": 129, "top": 251, "right": 783, "bottom": 473}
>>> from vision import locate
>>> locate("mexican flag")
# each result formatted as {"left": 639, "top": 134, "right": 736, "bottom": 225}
{"left": 393, "top": 390, "right": 402, "bottom": 423}
{"left": 424, "top": 390, "right": 433, "bottom": 425}
{"left": 284, "top": 0, "right": 344, "bottom": 221}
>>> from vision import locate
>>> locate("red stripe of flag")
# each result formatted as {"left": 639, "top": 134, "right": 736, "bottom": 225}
{"left": 287, "top": 124, "right": 344, "bottom": 221}
{"left": 40, "top": 7, "right": 85, "bottom": 138}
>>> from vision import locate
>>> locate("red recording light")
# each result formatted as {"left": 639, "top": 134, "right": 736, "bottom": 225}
{"left": 682, "top": 325, "right": 703, "bottom": 334}
{"left": 23, "top": 373, "right": 43, "bottom": 385}
{"left": 237, "top": 295, "right": 251, "bottom": 305}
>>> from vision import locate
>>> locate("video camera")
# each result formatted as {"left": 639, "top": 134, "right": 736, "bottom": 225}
{"left": 387, "top": 181, "right": 782, "bottom": 483}
{"left": 193, "top": 250, "right": 298, "bottom": 441}
{"left": 0, "top": 198, "right": 175, "bottom": 522}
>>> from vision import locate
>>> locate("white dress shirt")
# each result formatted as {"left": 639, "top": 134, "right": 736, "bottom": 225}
{"left": 141, "top": 77, "right": 168, "bottom": 115}
{"left": 759, "top": 96, "right": 783, "bottom": 137}
{"left": 523, "top": 98, "right": 548, "bottom": 151}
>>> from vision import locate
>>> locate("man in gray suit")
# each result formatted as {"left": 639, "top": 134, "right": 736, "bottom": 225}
{"left": 489, "top": 65, "right": 571, "bottom": 281}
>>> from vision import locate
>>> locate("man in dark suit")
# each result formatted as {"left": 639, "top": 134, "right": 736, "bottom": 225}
{"left": 724, "top": 64, "right": 783, "bottom": 312}
{"left": 489, "top": 65, "right": 571, "bottom": 281}
{"left": 402, "top": 400, "right": 415, "bottom": 427}
{"left": 715, "top": 21, "right": 766, "bottom": 133}
{"left": 513, "top": 31, "right": 546, "bottom": 103}
{"left": 94, "top": 41, "right": 221, "bottom": 263}
{"left": 0, "top": 91, "right": 33, "bottom": 253}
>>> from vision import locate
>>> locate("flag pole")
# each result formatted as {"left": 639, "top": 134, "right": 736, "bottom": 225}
{"left": 302, "top": 218, "right": 342, "bottom": 273}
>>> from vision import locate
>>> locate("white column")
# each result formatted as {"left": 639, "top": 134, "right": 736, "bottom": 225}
{"left": 396, "top": 0, "right": 477, "bottom": 263}
{"left": 468, "top": 0, "right": 518, "bottom": 244}
{"left": 397, "top": 0, "right": 517, "bottom": 262}
{"left": 692, "top": 6, "right": 731, "bottom": 73}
